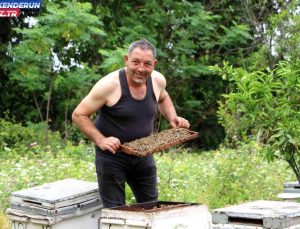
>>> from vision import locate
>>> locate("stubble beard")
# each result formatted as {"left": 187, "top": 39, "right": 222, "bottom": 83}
{"left": 130, "top": 70, "right": 148, "bottom": 85}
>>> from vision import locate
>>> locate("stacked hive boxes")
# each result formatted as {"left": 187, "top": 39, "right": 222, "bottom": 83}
{"left": 6, "top": 179, "right": 102, "bottom": 229}
{"left": 212, "top": 200, "right": 300, "bottom": 229}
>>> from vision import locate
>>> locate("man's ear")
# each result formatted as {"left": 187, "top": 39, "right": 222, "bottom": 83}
{"left": 124, "top": 54, "right": 129, "bottom": 67}
{"left": 154, "top": 59, "right": 158, "bottom": 66}
{"left": 124, "top": 54, "right": 129, "bottom": 62}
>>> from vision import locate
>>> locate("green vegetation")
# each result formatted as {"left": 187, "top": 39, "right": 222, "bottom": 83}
{"left": 1, "top": 0, "right": 300, "bottom": 227}
{"left": 153, "top": 144, "right": 293, "bottom": 209}
{"left": 215, "top": 60, "right": 300, "bottom": 182}
{"left": 0, "top": 120, "right": 295, "bottom": 227}
{"left": 4, "top": 1, "right": 299, "bottom": 149}
{"left": 0, "top": 127, "right": 294, "bottom": 212}
{"left": 0, "top": 213, "right": 10, "bottom": 229}
{"left": 5, "top": 1, "right": 103, "bottom": 145}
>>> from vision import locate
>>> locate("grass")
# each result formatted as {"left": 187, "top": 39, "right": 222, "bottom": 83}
{"left": 0, "top": 142, "right": 296, "bottom": 228}
{"left": 155, "top": 144, "right": 295, "bottom": 209}
{"left": 0, "top": 213, "right": 10, "bottom": 229}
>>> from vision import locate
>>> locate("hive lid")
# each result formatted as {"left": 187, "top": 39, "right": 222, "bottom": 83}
{"left": 212, "top": 200, "right": 300, "bottom": 229}
{"left": 277, "top": 192, "right": 300, "bottom": 199}
{"left": 120, "top": 128, "right": 198, "bottom": 157}
{"left": 11, "top": 179, "right": 100, "bottom": 211}
{"left": 283, "top": 182, "right": 300, "bottom": 188}
{"left": 6, "top": 203, "right": 102, "bottom": 223}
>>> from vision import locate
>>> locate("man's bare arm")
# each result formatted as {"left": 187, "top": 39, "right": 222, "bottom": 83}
{"left": 72, "top": 77, "right": 121, "bottom": 153}
{"left": 155, "top": 74, "right": 190, "bottom": 129}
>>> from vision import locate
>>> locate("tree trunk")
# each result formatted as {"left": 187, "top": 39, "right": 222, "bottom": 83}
{"left": 63, "top": 93, "right": 70, "bottom": 143}
{"left": 45, "top": 75, "right": 55, "bottom": 147}
{"left": 286, "top": 154, "right": 300, "bottom": 184}
{"left": 33, "top": 93, "right": 44, "bottom": 122}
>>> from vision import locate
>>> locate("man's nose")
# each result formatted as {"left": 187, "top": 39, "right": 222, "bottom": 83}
{"left": 137, "top": 63, "right": 146, "bottom": 72}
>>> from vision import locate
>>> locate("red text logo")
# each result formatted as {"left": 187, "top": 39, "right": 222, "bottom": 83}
{"left": 0, "top": 8, "right": 20, "bottom": 17}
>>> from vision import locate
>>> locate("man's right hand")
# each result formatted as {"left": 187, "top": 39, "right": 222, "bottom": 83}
{"left": 99, "top": 137, "right": 121, "bottom": 154}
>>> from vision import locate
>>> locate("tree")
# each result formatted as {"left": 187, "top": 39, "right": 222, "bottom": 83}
{"left": 241, "top": 0, "right": 300, "bottom": 70}
{"left": 6, "top": 1, "right": 105, "bottom": 145}
{"left": 0, "top": 15, "right": 34, "bottom": 121}
{"left": 216, "top": 60, "right": 300, "bottom": 182}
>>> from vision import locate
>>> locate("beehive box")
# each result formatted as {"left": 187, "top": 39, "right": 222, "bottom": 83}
{"left": 6, "top": 179, "right": 103, "bottom": 229}
{"left": 277, "top": 182, "right": 300, "bottom": 202}
{"left": 99, "top": 201, "right": 211, "bottom": 229}
{"left": 212, "top": 200, "right": 300, "bottom": 229}
{"left": 120, "top": 128, "right": 198, "bottom": 156}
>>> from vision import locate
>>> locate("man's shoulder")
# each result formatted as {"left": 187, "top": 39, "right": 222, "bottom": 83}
{"left": 103, "top": 69, "right": 120, "bottom": 80}
{"left": 93, "top": 69, "right": 121, "bottom": 92}
{"left": 151, "top": 70, "right": 164, "bottom": 79}
{"left": 99, "top": 69, "right": 120, "bottom": 84}
{"left": 151, "top": 70, "right": 166, "bottom": 87}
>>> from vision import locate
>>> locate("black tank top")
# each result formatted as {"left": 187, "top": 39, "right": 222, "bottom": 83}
{"left": 95, "top": 69, "right": 158, "bottom": 153}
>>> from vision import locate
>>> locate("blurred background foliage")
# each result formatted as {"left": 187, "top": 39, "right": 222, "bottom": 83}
{"left": 1, "top": 0, "right": 299, "bottom": 149}
{"left": 1, "top": 0, "right": 300, "bottom": 224}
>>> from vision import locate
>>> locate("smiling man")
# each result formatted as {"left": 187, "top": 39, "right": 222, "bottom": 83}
{"left": 72, "top": 39, "right": 190, "bottom": 208}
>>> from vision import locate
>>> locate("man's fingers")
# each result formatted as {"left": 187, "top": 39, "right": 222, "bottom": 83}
{"left": 176, "top": 117, "right": 190, "bottom": 128}
{"left": 99, "top": 137, "right": 121, "bottom": 154}
{"left": 103, "top": 145, "right": 115, "bottom": 154}
{"left": 108, "top": 137, "right": 121, "bottom": 152}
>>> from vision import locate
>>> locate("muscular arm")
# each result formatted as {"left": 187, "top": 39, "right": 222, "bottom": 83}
{"left": 155, "top": 73, "right": 190, "bottom": 129}
{"left": 72, "top": 75, "right": 121, "bottom": 153}
{"left": 158, "top": 90, "right": 178, "bottom": 125}
{"left": 72, "top": 93, "right": 105, "bottom": 146}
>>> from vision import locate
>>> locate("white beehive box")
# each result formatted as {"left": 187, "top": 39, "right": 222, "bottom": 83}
{"left": 277, "top": 182, "right": 300, "bottom": 202}
{"left": 212, "top": 200, "right": 300, "bottom": 229}
{"left": 6, "top": 179, "right": 103, "bottom": 229}
{"left": 99, "top": 201, "right": 211, "bottom": 229}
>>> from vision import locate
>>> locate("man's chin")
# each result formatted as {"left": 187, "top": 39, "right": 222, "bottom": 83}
{"left": 133, "top": 78, "right": 146, "bottom": 84}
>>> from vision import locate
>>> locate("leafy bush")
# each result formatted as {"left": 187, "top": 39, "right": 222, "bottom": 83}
{"left": 0, "top": 119, "right": 68, "bottom": 159}
{"left": 0, "top": 119, "right": 36, "bottom": 148}
{"left": 215, "top": 60, "right": 300, "bottom": 183}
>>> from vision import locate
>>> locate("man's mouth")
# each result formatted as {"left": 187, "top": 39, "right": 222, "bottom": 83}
{"left": 135, "top": 74, "right": 146, "bottom": 79}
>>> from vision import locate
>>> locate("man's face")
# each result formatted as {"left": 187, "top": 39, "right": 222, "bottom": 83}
{"left": 125, "top": 47, "right": 157, "bottom": 85}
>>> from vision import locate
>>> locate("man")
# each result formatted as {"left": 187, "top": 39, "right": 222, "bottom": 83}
{"left": 72, "top": 39, "right": 190, "bottom": 207}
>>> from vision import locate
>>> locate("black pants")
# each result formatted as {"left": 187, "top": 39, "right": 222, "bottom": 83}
{"left": 95, "top": 151, "right": 158, "bottom": 208}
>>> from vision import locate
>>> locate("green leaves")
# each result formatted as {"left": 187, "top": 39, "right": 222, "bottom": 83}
{"left": 6, "top": 1, "right": 106, "bottom": 142}
{"left": 98, "top": 47, "right": 127, "bottom": 73}
{"left": 8, "top": 0, "right": 105, "bottom": 92}
{"left": 40, "top": 1, "right": 104, "bottom": 41}
{"left": 217, "top": 60, "right": 300, "bottom": 182}
{"left": 218, "top": 24, "right": 253, "bottom": 47}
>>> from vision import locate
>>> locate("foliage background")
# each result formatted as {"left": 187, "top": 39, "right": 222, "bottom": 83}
{"left": 1, "top": 0, "right": 300, "bottom": 227}
{"left": 3, "top": 0, "right": 298, "bottom": 148}
{"left": 0, "top": 136, "right": 295, "bottom": 211}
